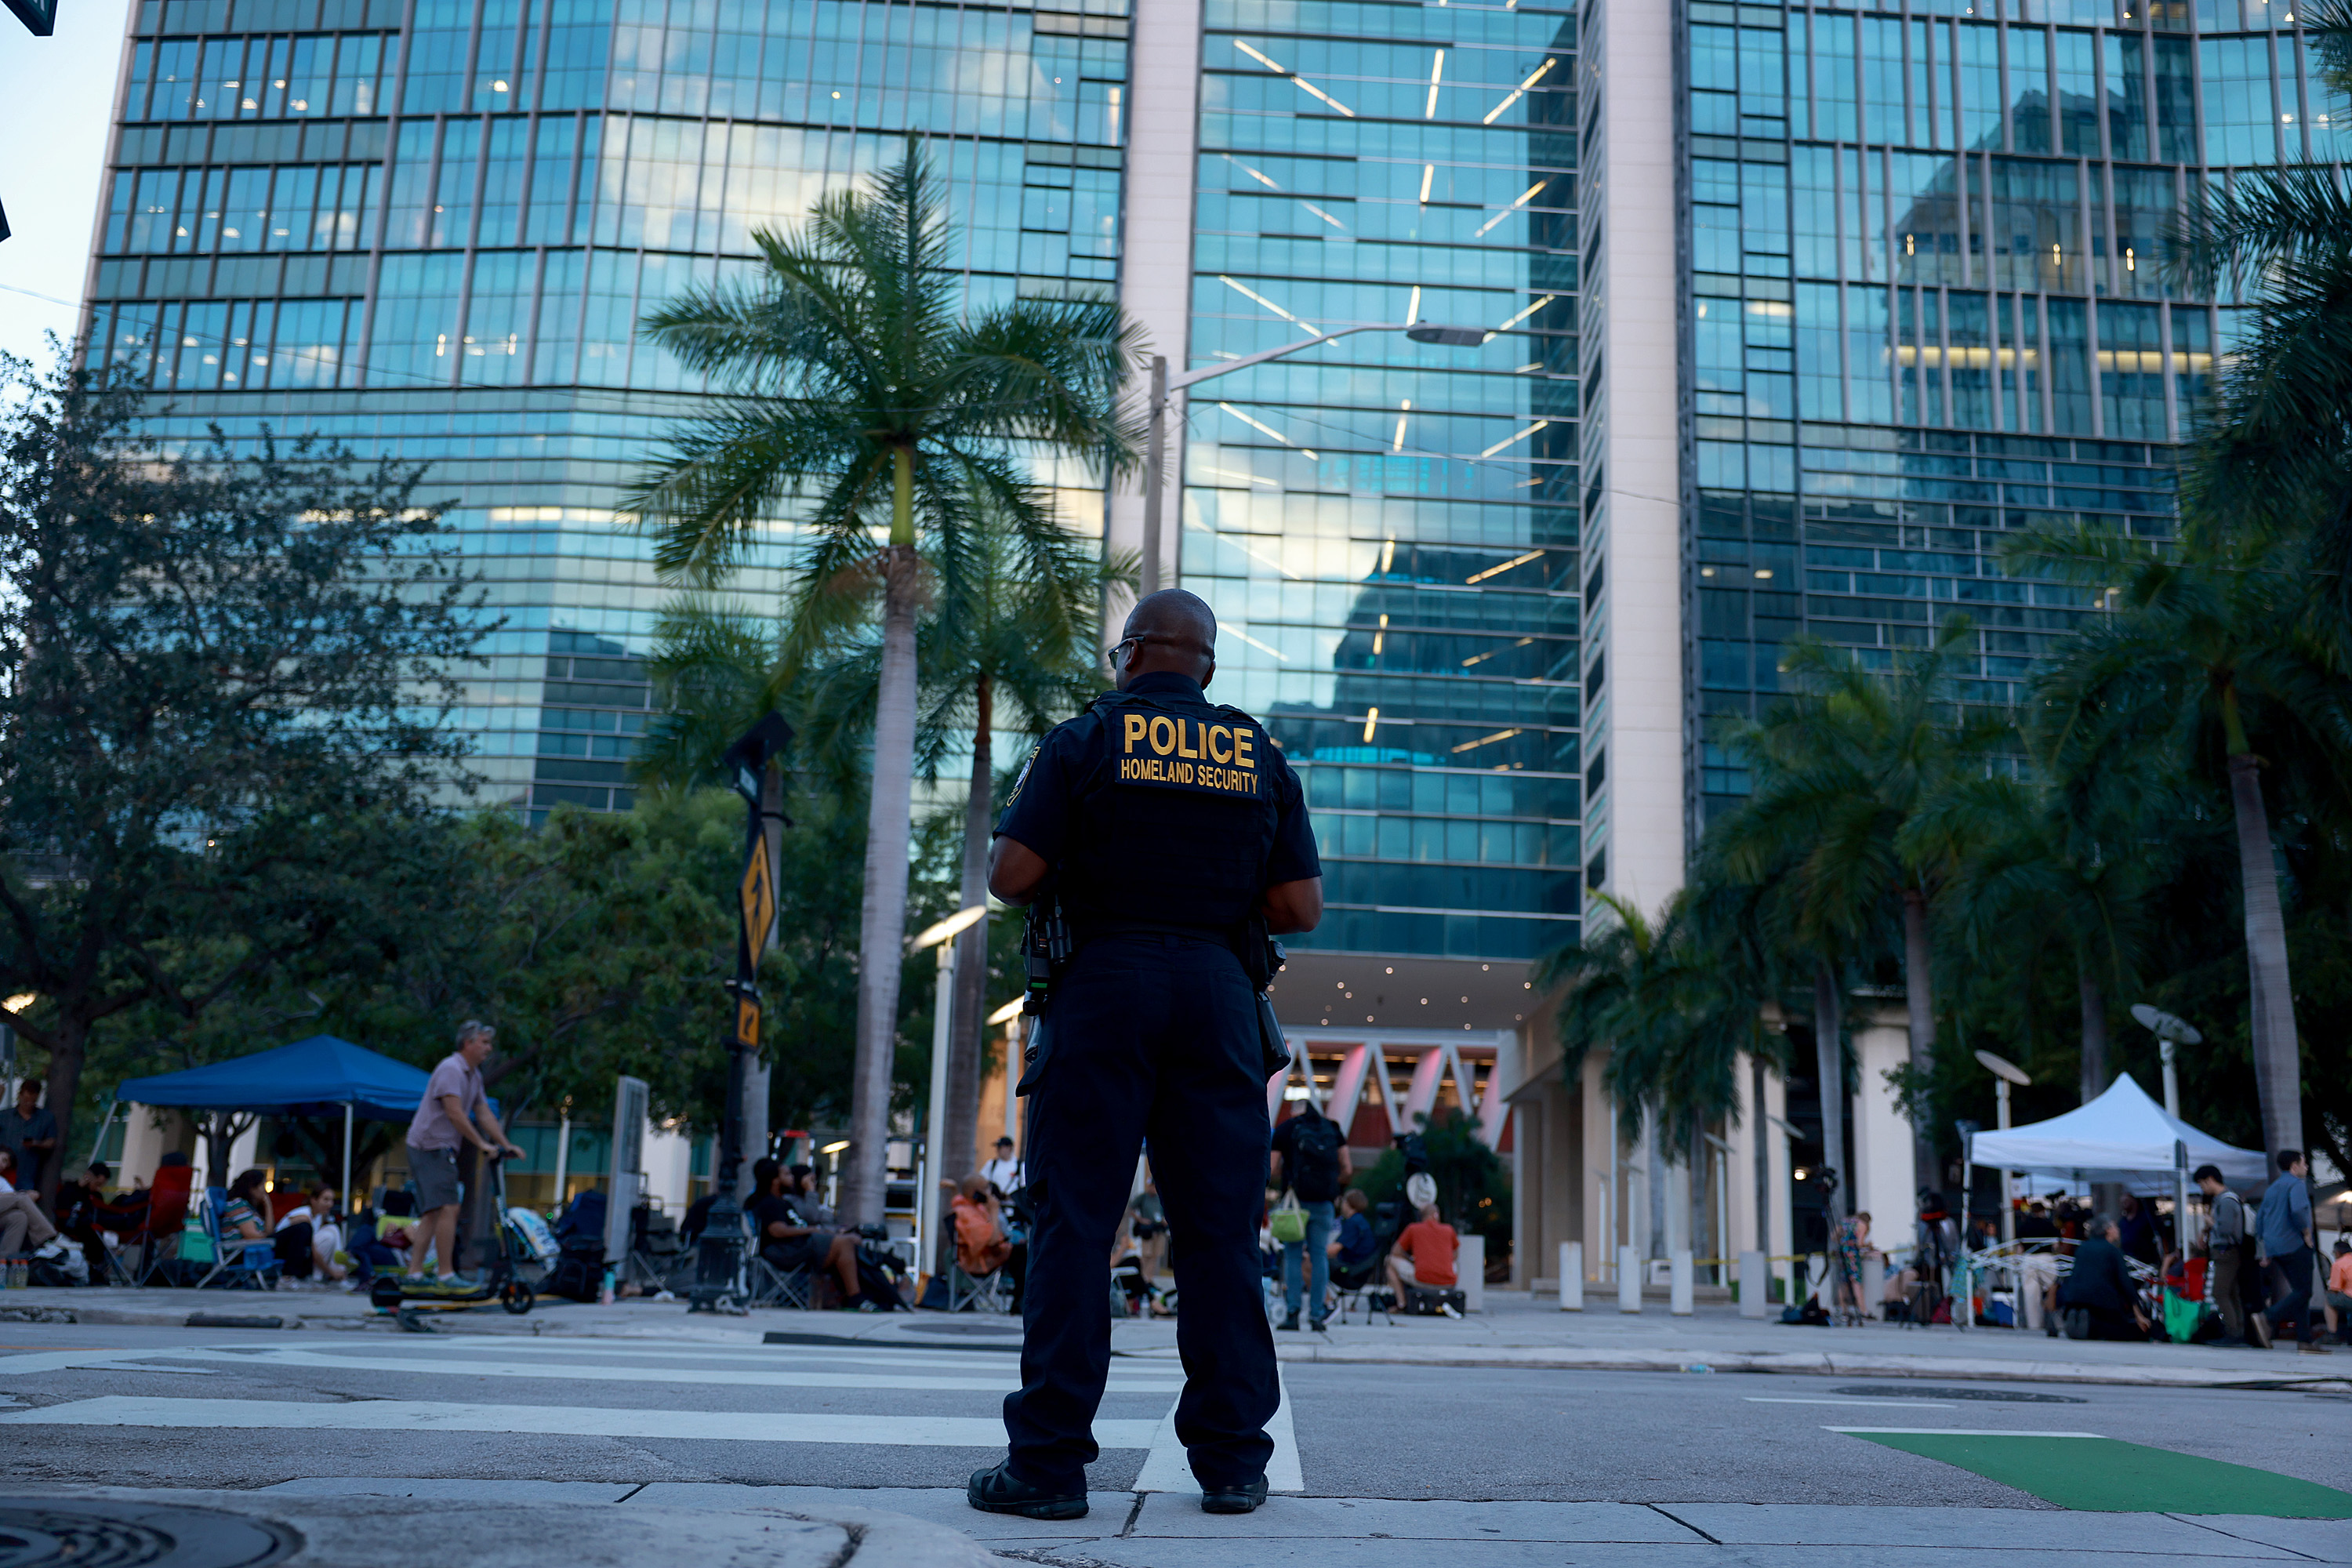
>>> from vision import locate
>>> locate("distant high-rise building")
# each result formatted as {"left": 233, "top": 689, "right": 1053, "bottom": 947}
{"left": 80, "top": 0, "right": 2299, "bottom": 1280}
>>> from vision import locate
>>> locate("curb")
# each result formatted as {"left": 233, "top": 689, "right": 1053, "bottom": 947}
{"left": 1236, "top": 1341, "right": 2351, "bottom": 1390}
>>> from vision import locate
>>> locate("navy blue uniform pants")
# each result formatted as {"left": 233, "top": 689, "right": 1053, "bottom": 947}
{"left": 1002, "top": 933, "right": 1276, "bottom": 1493}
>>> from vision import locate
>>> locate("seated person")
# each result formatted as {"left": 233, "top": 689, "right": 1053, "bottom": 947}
{"left": 1328, "top": 1189, "right": 1378, "bottom": 1283}
{"left": 217, "top": 1170, "right": 278, "bottom": 1269}
{"left": 2057, "top": 1218, "right": 2151, "bottom": 1341}
{"left": 954, "top": 1175, "right": 1026, "bottom": 1309}
{"left": 789, "top": 1165, "right": 835, "bottom": 1225}
{"left": 2322, "top": 1238, "right": 2351, "bottom": 1343}
{"left": 1386, "top": 1201, "right": 1458, "bottom": 1300}
{"left": 56, "top": 1161, "right": 143, "bottom": 1276}
{"left": 750, "top": 1157, "right": 868, "bottom": 1308}
{"left": 273, "top": 1185, "right": 347, "bottom": 1286}
{"left": 0, "top": 1149, "right": 60, "bottom": 1258}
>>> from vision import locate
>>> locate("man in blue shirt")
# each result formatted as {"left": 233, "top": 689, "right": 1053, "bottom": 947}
{"left": 2257, "top": 1149, "right": 2325, "bottom": 1352}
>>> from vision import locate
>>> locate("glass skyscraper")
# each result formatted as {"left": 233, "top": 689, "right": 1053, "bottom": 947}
{"left": 78, "top": 0, "right": 2296, "bottom": 1276}
{"left": 83, "top": 0, "right": 1135, "bottom": 818}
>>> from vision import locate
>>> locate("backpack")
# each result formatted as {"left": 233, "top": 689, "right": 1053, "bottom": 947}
{"left": 1287, "top": 1113, "right": 1344, "bottom": 1203}
{"left": 547, "top": 1246, "right": 604, "bottom": 1303}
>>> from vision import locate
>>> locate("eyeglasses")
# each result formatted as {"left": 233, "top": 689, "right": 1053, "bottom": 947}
{"left": 1105, "top": 634, "right": 1199, "bottom": 667}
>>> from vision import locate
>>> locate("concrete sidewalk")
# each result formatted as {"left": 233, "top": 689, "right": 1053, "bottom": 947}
{"left": 5, "top": 1284, "right": 2346, "bottom": 1390}
{"left": 0, "top": 1483, "right": 1002, "bottom": 1567}
{"left": 20, "top": 1482, "right": 2341, "bottom": 1567}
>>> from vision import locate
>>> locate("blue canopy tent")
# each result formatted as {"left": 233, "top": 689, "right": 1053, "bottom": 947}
{"left": 107, "top": 1034, "right": 485, "bottom": 1201}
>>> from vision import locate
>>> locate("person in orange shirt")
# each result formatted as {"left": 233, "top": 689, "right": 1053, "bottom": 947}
{"left": 1386, "top": 1201, "right": 1457, "bottom": 1300}
{"left": 953, "top": 1175, "right": 1025, "bottom": 1309}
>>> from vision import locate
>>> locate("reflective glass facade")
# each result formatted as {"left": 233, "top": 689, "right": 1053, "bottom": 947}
{"left": 84, "top": 0, "right": 1133, "bottom": 817}
{"left": 1676, "top": 0, "right": 2277, "bottom": 833}
{"left": 1183, "top": 0, "right": 1581, "bottom": 963}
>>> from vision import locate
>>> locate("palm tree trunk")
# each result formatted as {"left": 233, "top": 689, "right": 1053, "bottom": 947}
{"left": 1899, "top": 887, "right": 1938, "bottom": 1196}
{"left": 2227, "top": 747, "right": 2304, "bottom": 1163}
{"left": 843, "top": 533, "right": 922, "bottom": 1226}
{"left": 1813, "top": 961, "right": 1846, "bottom": 1217}
{"left": 2077, "top": 961, "right": 2108, "bottom": 1102}
{"left": 942, "top": 673, "right": 993, "bottom": 1238}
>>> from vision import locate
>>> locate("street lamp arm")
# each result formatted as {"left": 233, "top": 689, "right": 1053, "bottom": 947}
{"left": 1165, "top": 324, "right": 1395, "bottom": 395}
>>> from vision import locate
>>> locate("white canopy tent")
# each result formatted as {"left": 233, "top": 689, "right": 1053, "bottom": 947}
{"left": 1968, "top": 1073, "right": 2267, "bottom": 1195}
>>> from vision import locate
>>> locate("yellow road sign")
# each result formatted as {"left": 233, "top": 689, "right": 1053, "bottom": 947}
{"left": 739, "top": 833, "right": 776, "bottom": 954}
{"left": 735, "top": 995, "right": 761, "bottom": 1051}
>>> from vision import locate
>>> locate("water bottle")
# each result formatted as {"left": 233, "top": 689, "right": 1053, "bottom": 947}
{"left": 7, "top": 1261, "right": 26, "bottom": 1289}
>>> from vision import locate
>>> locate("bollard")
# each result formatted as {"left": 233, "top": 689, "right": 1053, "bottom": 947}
{"left": 1670, "top": 1250, "right": 1694, "bottom": 1316}
{"left": 1458, "top": 1234, "right": 1486, "bottom": 1313}
{"left": 1617, "top": 1245, "right": 1641, "bottom": 1312}
{"left": 1738, "top": 1249, "right": 1768, "bottom": 1318}
{"left": 1559, "top": 1241, "right": 1584, "bottom": 1311}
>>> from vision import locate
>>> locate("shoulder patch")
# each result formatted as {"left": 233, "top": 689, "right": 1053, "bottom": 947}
{"left": 1004, "top": 742, "right": 1042, "bottom": 807}
{"left": 1112, "top": 710, "right": 1267, "bottom": 800}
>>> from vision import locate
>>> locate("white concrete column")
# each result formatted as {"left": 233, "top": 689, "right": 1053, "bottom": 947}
{"left": 1458, "top": 1235, "right": 1486, "bottom": 1312}
{"left": 1617, "top": 1245, "right": 1641, "bottom": 1312}
{"left": 1850, "top": 1004, "right": 1915, "bottom": 1240}
{"left": 1739, "top": 1250, "right": 1769, "bottom": 1318}
{"left": 1109, "top": 0, "right": 1203, "bottom": 599}
{"left": 1577, "top": 0, "right": 1686, "bottom": 918}
{"left": 642, "top": 1121, "right": 693, "bottom": 1213}
{"left": 1581, "top": 1051, "right": 1613, "bottom": 1287}
{"left": 1559, "top": 1241, "right": 1584, "bottom": 1310}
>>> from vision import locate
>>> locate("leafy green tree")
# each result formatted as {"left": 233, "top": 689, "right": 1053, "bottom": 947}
{"left": 0, "top": 351, "right": 484, "bottom": 1203}
{"left": 1709, "top": 616, "right": 2008, "bottom": 1192}
{"left": 2016, "top": 524, "right": 2352, "bottom": 1163}
{"left": 625, "top": 146, "right": 1142, "bottom": 1221}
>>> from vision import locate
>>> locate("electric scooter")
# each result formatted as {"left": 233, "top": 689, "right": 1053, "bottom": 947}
{"left": 368, "top": 1150, "right": 538, "bottom": 1321}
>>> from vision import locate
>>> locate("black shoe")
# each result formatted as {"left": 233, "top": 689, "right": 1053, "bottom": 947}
{"left": 1308, "top": 1317, "right": 1329, "bottom": 1332}
{"left": 967, "top": 1461, "right": 1087, "bottom": 1521}
{"left": 1277, "top": 1312, "right": 1300, "bottom": 1331}
{"left": 1200, "top": 1477, "right": 1269, "bottom": 1515}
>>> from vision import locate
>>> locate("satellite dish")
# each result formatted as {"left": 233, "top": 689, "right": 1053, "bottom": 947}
{"left": 2129, "top": 1004, "right": 2202, "bottom": 1045}
{"left": 1973, "top": 1048, "right": 2031, "bottom": 1086}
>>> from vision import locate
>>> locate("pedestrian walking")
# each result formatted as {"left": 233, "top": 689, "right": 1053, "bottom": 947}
{"left": 1269, "top": 1098, "right": 1350, "bottom": 1331}
{"left": 2194, "top": 1165, "right": 2256, "bottom": 1346}
{"left": 970, "top": 590, "right": 1322, "bottom": 1522}
{"left": 980, "top": 1139, "right": 1027, "bottom": 1202}
{"left": 402, "top": 1021, "right": 523, "bottom": 1291}
{"left": 2256, "top": 1150, "right": 2329, "bottom": 1354}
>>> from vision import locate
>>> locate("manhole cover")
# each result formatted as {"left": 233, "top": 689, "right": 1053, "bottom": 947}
{"left": 1832, "top": 1385, "right": 2085, "bottom": 1404}
{"left": 0, "top": 1501, "right": 295, "bottom": 1568}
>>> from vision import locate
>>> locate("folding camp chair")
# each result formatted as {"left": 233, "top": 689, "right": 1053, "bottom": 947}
{"left": 195, "top": 1187, "right": 281, "bottom": 1290}
{"left": 746, "top": 1253, "right": 815, "bottom": 1309}
{"left": 133, "top": 1166, "right": 195, "bottom": 1287}
{"left": 947, "top": 1261, "right": 1013, "bottom": 1313}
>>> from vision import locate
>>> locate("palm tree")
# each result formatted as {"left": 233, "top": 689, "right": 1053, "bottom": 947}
{"left": 920, "top": 524, "right": 1130, "bottom": 1203}
{"left": 1923, "top": 750, "right": 2174, "bottom": 1108}
{"left": 625, "top": 144, "right": 1143, "bottom": 1222}
{"left": 1710, "top": 616, "right": 2009, "bottom": 1195}
{"left": 1537, "top": 891, "right": 1760, "bottom": 1258}
{"left": 2167, "top": 0, "right": 2352, "bottom": 606}
{"left": 2014, "top": 524, "right": 2352, "bottom": 1165}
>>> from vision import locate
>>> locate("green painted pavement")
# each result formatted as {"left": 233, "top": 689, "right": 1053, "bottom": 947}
{"left": 1839, "top": 1431, "right": 2352, "bottom": 1518}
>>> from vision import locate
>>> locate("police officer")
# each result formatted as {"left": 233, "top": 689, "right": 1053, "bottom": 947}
{"left": 968, "top": 590, "right": 1322, "bottom": 1522}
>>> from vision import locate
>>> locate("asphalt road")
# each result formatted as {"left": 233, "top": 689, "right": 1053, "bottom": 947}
{"left": 0, "top": 1319, "right": 2344, "bottom": 1508}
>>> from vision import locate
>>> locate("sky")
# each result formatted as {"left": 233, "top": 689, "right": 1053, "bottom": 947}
{"left": 1, "top": 0, "right": 132, "bottom": 372}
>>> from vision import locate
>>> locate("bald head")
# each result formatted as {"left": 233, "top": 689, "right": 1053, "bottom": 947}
{"left": 1113, "top": 590, "right": 1217, "bottom": 689}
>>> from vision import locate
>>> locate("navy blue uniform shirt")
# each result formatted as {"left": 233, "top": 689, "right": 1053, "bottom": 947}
{"left": 994, "top": 672, "right": 1320, "bottom": 891}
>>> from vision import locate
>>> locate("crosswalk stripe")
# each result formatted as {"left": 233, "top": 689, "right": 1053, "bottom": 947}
{"left": 147, "top": 1347, "right": 1181, "bottom": 1395}
{"left": 0, "top": 1396, "right": 1163, "bottom": 1450}
{"left": 1131, "top": 1367, "right": 1302, "bottom": 1494}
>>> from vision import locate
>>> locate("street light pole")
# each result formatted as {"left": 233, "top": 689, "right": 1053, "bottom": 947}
{"left": 1134, "top": 321, "right": 1486, "bottom": 597}
{"left": 691, "top": 710, "right": 794, "bottom": 1315}
{"left": 911, "top": 904, "right": 985, "bottom": 1283}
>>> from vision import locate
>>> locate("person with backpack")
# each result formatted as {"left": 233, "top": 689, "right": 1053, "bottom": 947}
{"left": 1269, "top": 1099, "right": 1351, "bottom": 1332}
{"left": 2194, "top": 1164, "right": 2256, "bottom": 1346}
